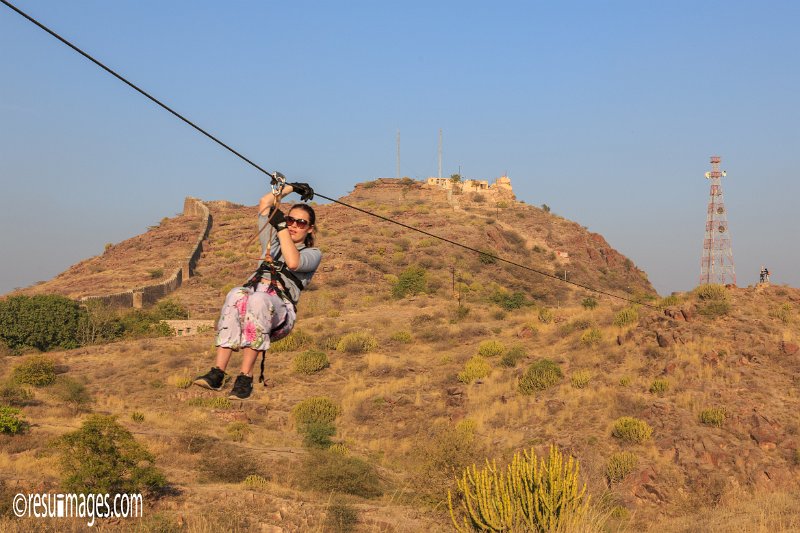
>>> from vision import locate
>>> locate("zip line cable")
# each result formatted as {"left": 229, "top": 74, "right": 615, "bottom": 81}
{"left": 1, "top": 0, "right": 659, "bottom": 311}
{"left": 0, "top": 0, "right": 272, "bottom": 178}
{"left": 312, "top": 193, "right": 658, "bottom": 309}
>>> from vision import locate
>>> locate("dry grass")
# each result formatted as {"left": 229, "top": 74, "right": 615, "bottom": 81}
{"left": 4, "top": 191, "right": 800, "bottom": 531}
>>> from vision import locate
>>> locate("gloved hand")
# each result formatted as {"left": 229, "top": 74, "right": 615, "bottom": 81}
{"left": 289, "top": 182, "right": 314, "bottom": 202}
{"left": 269, "top": 207, "right": 288, "bottom": 231}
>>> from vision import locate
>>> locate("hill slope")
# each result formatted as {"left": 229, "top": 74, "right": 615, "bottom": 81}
{"left": 2, "top": 180, "right": 799, "bottom": 532}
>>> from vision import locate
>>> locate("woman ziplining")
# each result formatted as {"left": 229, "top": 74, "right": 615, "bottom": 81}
{"left": 193, "top": 179, "right": 321, "bottom": 400}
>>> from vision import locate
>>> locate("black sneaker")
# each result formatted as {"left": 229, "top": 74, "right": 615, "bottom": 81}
{"left": 229, "top": 374, "right": 253, "bottom": 400}
{"left": 193, "top": 367, "right": 226, "bottom": 391}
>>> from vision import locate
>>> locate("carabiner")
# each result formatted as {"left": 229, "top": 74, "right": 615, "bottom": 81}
{"left": 270, "top": 171, "right": 287, "bottom": 196}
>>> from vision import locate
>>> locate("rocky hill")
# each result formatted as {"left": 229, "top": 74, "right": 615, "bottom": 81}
{"left": 2, "top": 179, "right": 799, "bottom": 532}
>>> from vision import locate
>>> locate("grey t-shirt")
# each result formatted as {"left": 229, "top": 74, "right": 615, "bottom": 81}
{"left": 255, "top": 214, "right": 322, "bottom": 304}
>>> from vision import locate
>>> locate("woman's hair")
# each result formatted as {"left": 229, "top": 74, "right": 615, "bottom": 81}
{"left": 289, "top": 203, "right": 316, "bottom": 247}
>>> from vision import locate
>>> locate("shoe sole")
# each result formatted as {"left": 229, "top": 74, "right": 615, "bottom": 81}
{"left": 192, "top": 378, "right": 224, "bottom": 392}
{"left": 228, "top": 391, "right": 253, "bottom": 401}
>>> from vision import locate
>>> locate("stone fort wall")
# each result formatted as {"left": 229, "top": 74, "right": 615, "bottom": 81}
{"left": 80, "top": 197, "right": 212, "bottom": 309}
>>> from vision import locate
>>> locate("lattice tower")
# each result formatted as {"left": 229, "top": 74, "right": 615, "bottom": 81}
{"left": 700, "top": 156, "right": 736, "bottom": 285}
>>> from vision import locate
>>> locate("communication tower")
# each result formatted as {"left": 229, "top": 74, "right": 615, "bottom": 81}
{"left": 700, "top": 156, "right": 736, "bottom": 285}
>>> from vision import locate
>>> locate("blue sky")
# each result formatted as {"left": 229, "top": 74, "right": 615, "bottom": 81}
{"left": 1, "top": 1, "right": 798, "bottom": 296}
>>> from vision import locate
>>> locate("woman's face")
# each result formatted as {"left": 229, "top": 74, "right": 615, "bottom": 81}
{"left": 286, "top": 207, "right": 314, "bottom": 244}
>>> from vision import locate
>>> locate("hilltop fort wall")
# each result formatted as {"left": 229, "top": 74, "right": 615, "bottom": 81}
{"left": 426, "top": 175, "right": 514, "bottom": 203}
{"left": 81, "top": 197, "right": 212, "bottom": 309}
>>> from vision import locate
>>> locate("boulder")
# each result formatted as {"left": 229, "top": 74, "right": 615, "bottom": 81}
{"left": 749, "top": 415, "right": 778, "bottom": 450}
{"left": 656, "top": 331, "right": 673, "bottom": 348}
{"left": 780, "top": 341, "right": 799, "bottom": 355}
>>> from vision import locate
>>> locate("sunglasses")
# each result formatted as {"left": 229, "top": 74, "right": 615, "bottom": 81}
{"left": 285, "top": 215, "right": 310, "bottom": 230}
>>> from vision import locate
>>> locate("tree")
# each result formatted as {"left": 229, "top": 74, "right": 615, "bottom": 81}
{"left": 0, "top": 295, "right": 83, "bottom": 351}
{"left": 56, "top": 415, "right": 166, "bottom": 495}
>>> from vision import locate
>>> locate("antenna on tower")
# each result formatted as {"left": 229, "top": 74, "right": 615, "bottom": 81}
{"left": 396, "top": 130, "right": 400, "bottom": 179}
{"left": 438, "top": 129, "right": 442, "bottom": 180}
{"left": 700, "top": 155, "right": 736, "bottom": 286}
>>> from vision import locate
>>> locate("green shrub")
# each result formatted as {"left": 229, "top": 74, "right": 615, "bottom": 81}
{"left": 293, "top": 397, "right": 341, "bottom": 426}
{"left": 649, "top": 378, "right": 669, "bottom": 395}
{"left": 658, "top": 295, "right": 680, "bottom": 308}
{"left": 53, "top": 376, "right": 92, "bottom": 413}
{"left": 416, "top": 421, "right": 482, "bottom": 502}
{"left": 150, "top": 299, "right": 189, "bottom": 319}
{"left": 299, "top": 450, "right": 382, "bottom": 498}
{"left": 131, "top": 411, "right": 145, "bottom": 423}
{"left": 769, "top": 303, "right": 794, "bottom": 324}
{"left": 226, "top": 421, "right": 251, "bottom": 442}
{"left": 500, "top": 345, "right": 526, "bottom": 367}
{"left": 117, "top": 309, "right": 173, "bottom": 338}
{"left": 519, "top": 359, "right": 562, "bottom": 394}
{"left": 391, "top": 266, "right": 428, "bottom": 298}
{"left": 389, "top": 330, "right": 412, "bottom": 343}
{"left": 56, "top": 415, "right": 166, "bottom": 495}
{"left": 581, "top": 297, "right": 598, "bottom": 310}
{"left": 571, "top": 370, "right": 592, "bottom": 389}
{"left": 451, "top": 305, "right": 470, "bottom": 322}
{"left": 606, "top": 451, "right": 638, "bottom": 483}
{"left": 0, "top": 406, "right": 28, "bottom": 435}
{"left": 270, "top": 329, "right": 313, "bottom": 352}
{"left": 187, "top": 397, "right": 231, "bottom": 409}
{"left": 242, "top": 474, "right": 269, "bottom": 489}
{"left": 698, "top": 300, "right": 731, "bottom": 318}
{"left": 490, "top": 290, "right": 528, "bottom": 310}
{"left": 336, "top": 331, "right": 378, "bottom": 354}
{"left": 0, "top": 382, "right": 34, "bottom": 406}
{"left": 293, "top": 350, "right": 330, "bottom": 374}
{"left": 78, "top": 300, "right": 125, "bottom": 345}
{"left": 300, "top": 421, "right": 336, "bottom": 448}
{"left": 699, "top": 407, "right": 726, "bottom": 427}
{"left": 457, "top": 356, "right": 491, "bottom": 384}
{"left": 325, "top": 500, "right": 359, "bottom": 533}
{"left": 695, "top": 284, "right": 729, "bottom": 301}
{"left": 12, "top": 355, "right": 57, "bottom": 387}
{"left": 538, "top": 307, "right": 554, "bottom": 324}
{"left": 580, "top": 328, "right": 603, "bottom": 347}
{"left": 478, "top": 251, "right": 496, "bottom": 264}
{"left": 612, "top": 417, "right": 653, "bottom": 444}
{"left": 449, "top": 445, "right": 588, "bottom": 532}
{"left": 477, "top": 340, "right": 506, "bottom": 357}
{"left": 317, "top": 333, "right": 342, "bottom": 350}
{"left": 0, "top": 295, "right": 83, "bottom": 351}
{"left": 168, "top": 375, "right": 193, "bottom": 389}
{"left": 329, "top": 443, "right": 349, "bottom": 456}
{"left": 613, "top": 307, "right": 639, "bottom": 327}
{"left": 618, "top": 376, "right": 631, "bottom": 387}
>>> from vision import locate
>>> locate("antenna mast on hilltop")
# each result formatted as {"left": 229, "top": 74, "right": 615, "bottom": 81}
{"left": 700, "top": 156, "right": 736, "bottom": 285}
{"left": 438, "top": 129, "right": 443, "bottom": 179}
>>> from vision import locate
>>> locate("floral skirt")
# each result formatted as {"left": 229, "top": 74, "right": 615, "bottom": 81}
{"left": 215, "top": 283, "right": 296, "bottom": 351}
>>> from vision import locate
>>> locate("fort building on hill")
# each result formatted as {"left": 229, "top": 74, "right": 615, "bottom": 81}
{"left": 426, "top": 174, "right": 513, "bottom": 196}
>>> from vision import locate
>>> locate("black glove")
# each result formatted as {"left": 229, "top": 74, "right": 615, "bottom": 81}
{"left": 269, "top": 207, "right": 287, "bottom": 231}
{"left": 289, "top": 182, "right": 314, "bottom": 202}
